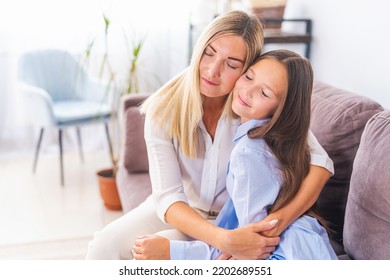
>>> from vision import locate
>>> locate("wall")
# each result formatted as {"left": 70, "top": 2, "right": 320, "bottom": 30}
{"left": 284, "top": 0, "right": 390, "bottom": 108}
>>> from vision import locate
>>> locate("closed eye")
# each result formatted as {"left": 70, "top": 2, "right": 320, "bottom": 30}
{"left": 228, "top": 63, "right": 238, "bottom": 69}
{"left": 245, "top": 74, "right": 253, "bottom": 80}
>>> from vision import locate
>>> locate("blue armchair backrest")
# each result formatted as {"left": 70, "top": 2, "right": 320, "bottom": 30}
{"left": 18, "top": 49, "right": 88, "bottom": 102}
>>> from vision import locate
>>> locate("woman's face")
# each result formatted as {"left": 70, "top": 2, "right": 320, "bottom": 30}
{"left": 199, "top": 35, "right": 247, "bottom": 99}
{"left": 232, "top": 58, "right": 288, "bottom": 123}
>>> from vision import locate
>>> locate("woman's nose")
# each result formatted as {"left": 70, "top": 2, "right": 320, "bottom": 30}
{"left": 208, "top": 61, "right": 222, "bottom": 78}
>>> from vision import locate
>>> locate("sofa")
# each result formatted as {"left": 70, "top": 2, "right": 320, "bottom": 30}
{"left": 116, "top": 81, "right": 390, "bottom": 259}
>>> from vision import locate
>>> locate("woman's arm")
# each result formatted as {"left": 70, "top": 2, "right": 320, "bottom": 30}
{"left": 261, "top": 165, "right": 332, "bottom": 237}
{"left": 165, "top": 202, "right": 280, "bottom": 259}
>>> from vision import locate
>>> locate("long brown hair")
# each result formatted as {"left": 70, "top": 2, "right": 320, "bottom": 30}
{"left": 247, "top": 50, "right": 319, "bottom": 220}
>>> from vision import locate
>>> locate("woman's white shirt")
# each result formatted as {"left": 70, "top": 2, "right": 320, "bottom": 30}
{"left": 144, "top": 105, "right": 334, "bottom": 223}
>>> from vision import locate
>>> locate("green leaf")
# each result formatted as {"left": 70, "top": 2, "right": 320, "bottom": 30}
{"left": 103, "top": 14, "right": 110, "bottom": 33}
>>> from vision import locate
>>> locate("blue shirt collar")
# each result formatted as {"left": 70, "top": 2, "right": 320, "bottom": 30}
{"left": 233, "top": 118, "right": 269, "bottom": 143}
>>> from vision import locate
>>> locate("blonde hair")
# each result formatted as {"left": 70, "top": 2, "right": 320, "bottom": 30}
{"left": 140, "top": 10, "right": 264, "bottom": 158}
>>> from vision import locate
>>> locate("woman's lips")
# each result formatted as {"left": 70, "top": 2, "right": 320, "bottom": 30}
{"left": 201, "top": 76, "right": 218, "bottom": 86}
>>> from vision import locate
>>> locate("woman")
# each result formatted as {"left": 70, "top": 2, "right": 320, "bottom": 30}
{"left": 133, "top": 50, "right": 337, "bottom": 260}
{"left": 86, "top": 10, "right": 333, "bottom": 260}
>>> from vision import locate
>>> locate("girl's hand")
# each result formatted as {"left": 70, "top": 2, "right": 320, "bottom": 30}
{"left": 219, "top": 219, "right": 280, "bottom": 260}
{"left": 133, "top": 235, "right": 170, "bottom": 260}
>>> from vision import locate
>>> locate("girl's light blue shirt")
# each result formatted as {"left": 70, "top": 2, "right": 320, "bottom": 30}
{"left": 170, "top": 119, "right": 337, "bottom": 260}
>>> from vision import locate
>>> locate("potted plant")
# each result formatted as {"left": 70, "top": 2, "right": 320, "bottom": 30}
{"left": 82, "top": 14, "right": 146, "bottom": 210}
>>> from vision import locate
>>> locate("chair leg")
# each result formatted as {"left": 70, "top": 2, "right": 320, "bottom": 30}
{"left": 104, "top": 122, "right": 114, "bottom": 165}
{"left": 33, "top": 128, "right": 44, "bottom": 173}
{"left": 76, "top": 126, "right": 84, "bottom": 162}
{"left": 59, "top": 129, "right": 64, "bottom": 187}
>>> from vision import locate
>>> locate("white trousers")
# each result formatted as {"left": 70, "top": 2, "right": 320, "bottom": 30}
{"left": 85, "top": 195, "right": 211, "bottom": 260}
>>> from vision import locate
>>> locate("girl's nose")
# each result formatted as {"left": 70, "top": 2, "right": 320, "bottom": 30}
{"left": 245, "top": 88, "right": 254, "bottom": 98}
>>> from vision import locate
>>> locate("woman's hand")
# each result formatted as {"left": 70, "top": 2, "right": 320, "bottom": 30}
{"left": 133, "top": 235, "right": 170, "bottom": 260}
{"left": 259, "top": 214, "right": 284, "bottom": 238}
{"left": 218, "top": 220, "right": 280, "bottom": 260}
{"left": 216, "top": 252, "right": 236, "bottom": 260}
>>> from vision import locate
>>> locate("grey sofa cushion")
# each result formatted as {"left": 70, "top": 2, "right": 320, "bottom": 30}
{"left": 123, "top": 106, "right": 149, "bottom": 173}
{"left": 116, "top": 165, "right": 152, "bottom": 213}
{"left": 310, "top": 81, "right": 383, "bottom": 243}
{"left": 343, "top": 110, "right": 390, "bottom": 259}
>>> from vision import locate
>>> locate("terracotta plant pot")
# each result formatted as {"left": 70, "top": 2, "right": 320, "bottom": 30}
{"left": 96, "top": 168, "right": 122, "bottom": 211}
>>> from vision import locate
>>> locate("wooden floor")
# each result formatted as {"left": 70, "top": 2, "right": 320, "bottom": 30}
{"left": 0, "top": 148, "right": 123, "bottom": 259}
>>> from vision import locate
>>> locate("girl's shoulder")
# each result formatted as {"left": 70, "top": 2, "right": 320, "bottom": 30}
{"left": 234, "top": 136, "right": 275, "bottom": 164}
{"left": 240, "top": 136, "right": 269, "bottom": 153}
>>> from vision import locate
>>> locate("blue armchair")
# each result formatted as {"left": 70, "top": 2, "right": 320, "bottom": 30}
{"left": 17, "top": 49, "right": 115, "bottom": 186}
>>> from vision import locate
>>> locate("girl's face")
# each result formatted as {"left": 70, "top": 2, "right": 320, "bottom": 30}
{"left": 199, "top": 35, "right": 247, "bottom": 99}
{"left": 232, "top": 58, "right": 288, "bottom": 123}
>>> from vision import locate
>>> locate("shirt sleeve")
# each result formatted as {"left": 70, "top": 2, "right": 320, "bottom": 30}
{"left": 230, "top": 145, "right": 280, "bottom": 225}
{"left": 144, "top": 103, "right": 188, "bottom": 223}
{"left": 170, "top": 240, "right": 219, "bottom": 260}
{"left": 308, "top": 129, "right": 334, "bottom": 175}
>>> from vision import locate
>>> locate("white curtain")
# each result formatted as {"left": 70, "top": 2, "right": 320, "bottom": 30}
{"left": 0, "top": 0, "right": 190, "bottom": 156}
